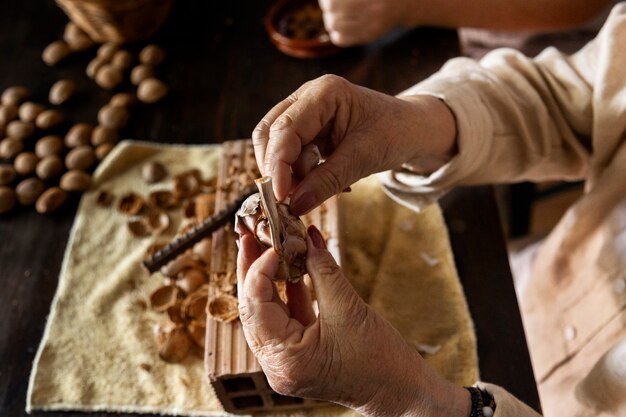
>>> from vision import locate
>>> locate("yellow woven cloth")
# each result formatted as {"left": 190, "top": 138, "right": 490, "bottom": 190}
{"left": 27, "top": 141, "right": 477, "bottom": 416}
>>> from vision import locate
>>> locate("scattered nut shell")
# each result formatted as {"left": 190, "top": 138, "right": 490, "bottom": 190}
{"left": 150, "top": 285, "right": 180, "bottom": 312}
{"left": 139, "top": 44, "right": 166, "bottom": 66}
{"left": 35, "top": 186, "right": 67, "bottom": 213}
{"left": 160, "top": 252, "right": 202, "bottom": 278}
{"left": 118, "top": 192, "right": 145, "bottom": 215}
{"left": 177, "top": 269, "right": 206, "bottom": 294}
{"left": 0, "top": 165, "right": 17, "bottom": 185}
{"left": 173, "top": 170, "right": 201, "bottom": 198}
{"left": 42, "top": 41, "right": 71, "bottom": 66}
{"left": 35, "top": 135, "right": 64, "bottom": 157}
{"left": 0, "top": 138, "right": 24, "bottom": 159}
{"left": 142, "top": 161, "right": 167, "bottom": 183}
{"left": 14, "top": 152, "right": 39, "bottom": 176}
{"left": 147, "top": 210, "right": 170, "bottom": 235}
{"left": 95, "top": 65, "right": 123, "bottom": 90}
{"left": 95, "top": 190, "right": 113, "bottom": 206}
{"left": 148, "top": 190, "right": 177, "bottom": 209}
{"left": 35, "top": 109, "right": 64, "bottom": 130}
{"left": 137, "top": 78, "right": 168, "bottom": 103}
{"left": 91, "top": 125, "right": 119, "bottom": 146}
{"left": 6, "top": 120, "right": 35, "bottom": 139}
{"left": 155, "top": 323, "right": 190, "bottom": 363}
{"left": 86, "top": 57, "right": 105, "bottom": 79}
{"left": 109, "top": 92, "right": 136, "bottom": 108}
{"left": 182, "top": 199, "right": 195, "bottom": 218}
{"left": 0, "top": 104, "right": 18, "bottom": 125}
{"left": 183, "top": 291, "right": 208, "bottom": 323}
{"left": 192, "top": 238, "right": 212, "bottom": 264}
{"left": 130, "top": 64, "right": 155, "bottom": 85}
{"left": 49, "top": 79, "right": 76, "bottom": 105}
{"left": 18, "top": 102, "right": 45, "bottom": 123}
{"left": 128, "top": 218, "right": 151, "bottom": 237}
{"left": 65, "top": 123, "right": 93, "bottom": 148}
{"left": 0, "top": 186, "right": 16, "bottom": 214}
{"left": 95, "top": 142, "right": 115, "bottom": 160}
{"left": 97, "top": 43, "right": 119, "bottom": 61}
{"left": 187, "top": 322, "right": 206, "bottom": 348}
{"left": 63, "top": 22, "right": 94, "bottom": 51}
{"left": 98, "top": 104, "right": 129, "bottom": 129}
{"left": 166, "top": 303, "right": 184, "bottom": 324}
{"left": 111, "top": 50, "right": 133, "bottom": 71}
{"left": 2, "top": 86, "right": 29, "bottom": 106}
{"left": 36, "top": 155, "right": 64, "bottom": 180}
{"left": 207, "top": 294, "right": 239, "bottom": 323}
{"left": 65, "top": 145, "right": 95, "bottom": 171}
{"left": 15, "top": 177, "right": 45, "bottom": 205}
{"left": 60, "top": 170, "right": 92, "bottom": 192}
{"left": 194, "top": 193, "right": 215, "bottom": 221}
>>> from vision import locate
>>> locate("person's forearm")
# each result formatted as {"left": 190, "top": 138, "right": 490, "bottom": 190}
{"left": 402, "top": 0, "right": 611, "bottom": 31}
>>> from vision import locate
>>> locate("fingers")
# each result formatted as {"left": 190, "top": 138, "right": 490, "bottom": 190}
{"left": 305, "top": 226, "right": 361, "bottom": 317}
{"left": 286, "top": 280, "right": 316, "bottom": 326}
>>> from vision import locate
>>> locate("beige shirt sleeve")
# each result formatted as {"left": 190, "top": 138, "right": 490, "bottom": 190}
{"left": 380, "top": 3, "right": 626, "bottom": 210}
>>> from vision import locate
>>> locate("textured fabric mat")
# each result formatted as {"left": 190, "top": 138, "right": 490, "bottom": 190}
{"left": 27, "top": 140, "right": 478, "bottom": 416}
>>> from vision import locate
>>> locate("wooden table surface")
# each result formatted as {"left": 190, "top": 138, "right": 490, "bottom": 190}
{"left": 0, "top": 0, "right": 540, "bottom": 415}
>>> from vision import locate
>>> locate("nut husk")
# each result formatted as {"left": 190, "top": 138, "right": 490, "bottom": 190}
{"left": 15, "top": 177, "right": 45, "bottom": 205}
{"left": 150, "top": 285, "right": 180, "bottom": 312}
{"left": 154, "top": 323, "right": 191, "bottom": 363}
{"left": 182, "top": 291, "right": 208, "bottom": 323}
{"left": 187, "top": 321, "right": 206, "bottom": 348}
{"left": 207, "top": 294, "right": 239, "bottom": 323}
{"left": 128, "top": 218, "right": 151, "bottom": 237}
{"left": 148, "top": 190, "right": 177, "bottom": 209}
{"left": 147, "top": 210, "right": 170, "bottom": 235}
{"left": 176, "top": 269, "right": 206, "bottom": 294}
{"left": 118, "top": 192, "right": 145, "bottom": 215}
{"left": 49, "top": 79, "right": 76, "bottom": 105}
{"left": 172, "top": 169, "right": 201, "bottom": 199}
{"left": 0, "top": 186, "right": 16, "bottom": 214}
{"left": 65, "top": 145, "right": 95, "bottom": 171}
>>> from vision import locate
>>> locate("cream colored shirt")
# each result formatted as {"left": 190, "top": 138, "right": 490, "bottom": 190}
{"left": 382, "top": 3, "right": 626, "bottom": 416}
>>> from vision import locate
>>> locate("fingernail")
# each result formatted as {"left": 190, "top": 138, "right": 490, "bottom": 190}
{"left": 291, "top": 191, "right": 316, "bottom": 216}
{"left": 308, "top": 225, "right": 326, "bottom": 249}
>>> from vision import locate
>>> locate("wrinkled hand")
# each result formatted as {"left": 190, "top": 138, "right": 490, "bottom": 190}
{"left": 236, "top": 226, "right": 469, "bottom": 416}
{"left": 318, "top": 0, "right": 412, "bottom": 46}
{"left": 252, "top": 75, "right": 456, "bottom": 215}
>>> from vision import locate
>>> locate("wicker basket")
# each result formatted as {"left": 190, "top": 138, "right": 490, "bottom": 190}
{"left": 56, "top": 0, "right": 174, "bottom": 43}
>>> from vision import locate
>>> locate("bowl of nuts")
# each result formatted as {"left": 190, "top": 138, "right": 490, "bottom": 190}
{"left": 265, "top": 0, "right": 341, "bottom": 59}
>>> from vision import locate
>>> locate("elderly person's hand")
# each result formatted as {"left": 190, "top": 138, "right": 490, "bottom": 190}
{"left": 236, "top": 225, "right": 470, "bottom": 416}
{"left": 252, "top": 75, "right": 456, "bottom": 215}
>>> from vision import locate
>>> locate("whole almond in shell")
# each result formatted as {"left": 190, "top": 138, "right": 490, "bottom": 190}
{"left": 111, "top": 50, "right": 133, "bottom": 71}
{"left": 95, "top": 142, "right": 115, "bottom": 160}
{"left": 130, "top": 64, "right": 155, "bottom": 86}
{"left": 0, "top": 186, "right": 16, "bottom": 214}
{"left": 42, "top": 41, "right": 71, "bottom": 66}
{"left": 60, "top": 170, "right": 92, "bottom": 192}
{"left": 95, "top": 65, "right": 123, "bottom": 90}
{"left": 63, "top": 22, "right": 94, "bottom": 51}
{"left": 109, "top": 92, "right": 136, "bottom": 108}
{"left": 65, "top": 145, "right": 95, "bottom": 171}
{"left": 0, "top": 138, "right": 23, "bottom": 159}
{"left": 1, "top": 86, "right": 29, "bottom": 106}
{"left": 139, "top": 45, "right": 165, "bottom": 66}
{"left": 0, "top": 104, "right": 18, "bottom": 125}
{"left": 36, "top": 155, "right": 64, "bottom": 180}
{"left": 98, "top": 104, "right": 129, "bottom": 129}
{"left": 6, "top": 120, "right": 35, "bottom": 140}
{"left": 36, "top": 187, "right": 67, "bottom": 213}
{"left": 91, "top": 125, "right": 118, "bottom": 146}
{"left": 65, "top": 123, "right": 93, "bottom": 148}
{"left": 86, "top": 57, "right": 105, "bottom": 79}
{"left": 137, "top": 78, "right": 168, "bottom": 103}
{"left": 49, "top": 79, "right": 76, "bottom": 105}
{"left": 14, "top": 152, "right": 39, "bottom": 176}
{"left": 35, "top": 135, "right": 64, "bottom": 157}
{"left": 36, "top": 109, "right": 64, "bottom": 130}
{"left": 18, "top": 102, "right": 44, "bottom": 123}
{"left": 15, "top": 177, "right": 45, "bottom": 205}
{"left": 0, "top": 165, "right": 16, "bottom": 185}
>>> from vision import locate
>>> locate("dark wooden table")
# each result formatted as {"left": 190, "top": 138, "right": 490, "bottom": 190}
{"left": 0, "top": 0, "right": 539, "bottom": 415}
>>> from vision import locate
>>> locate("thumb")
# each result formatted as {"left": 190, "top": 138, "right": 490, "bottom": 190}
{"left": 305, "top": 226, "right": 362, "bottom": 317}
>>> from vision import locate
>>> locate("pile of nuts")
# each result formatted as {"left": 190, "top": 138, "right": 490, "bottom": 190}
{"left": 0, "top": 20, "right": 169, "bottom": 216}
